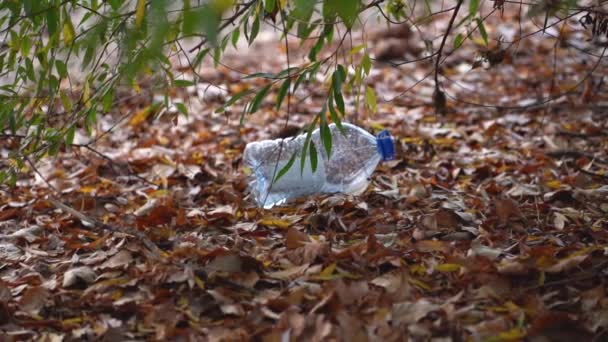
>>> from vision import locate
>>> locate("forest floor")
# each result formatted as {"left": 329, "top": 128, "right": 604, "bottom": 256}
{"left": 1, "top": 3, "right": 608, "bottom": 341}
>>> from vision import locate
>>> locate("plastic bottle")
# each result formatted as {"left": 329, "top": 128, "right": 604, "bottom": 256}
{"left": 243, "top": 123, "right": 395, "bottom": 208}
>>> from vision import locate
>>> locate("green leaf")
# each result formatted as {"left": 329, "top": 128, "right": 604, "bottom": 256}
{"left": 102, "top": 88, "right": 115, "bottom": 112}
{"left": 469, "top": 0, "right": 480, "bottom": 18}
{"left": 362, "top": 53, "right": 372, "bottom": 75}
{"left": 454, "top": 33, "right": 464, "bottom": 49}
{"left": 293, "top": 71, "right": 308, "bottom": 93}
{"left": 265, "top": 0, "right": 276, "bottom": 13}
{"left": 243, "top": 72, "right": 277, "bottom": 80}
{"left": 300, "top": 116, "right": 319, "bottom": 176}
{"left": 273, "top": 151, "right": 297, "bottom": 183}
{"left": 349, "top": 44, "right": 365, "bottom": 55}
{"left": 174, "top": 79, "right": 195, "bottom": 87}
{"left": 476, "top": 18, "right": 488, "bottom": 46}
{"left": 309, "top": 141, "right": 318, "bottom": 172}
{"left": 249, "top": 84, "right": 272, "bottom": 114}
{"left": 324, "top": 0, "right": 360, "bottom": 28}
{"left": 293, "top": 0, "right": 315, "bottom": 23}
{"left": 276, "top": 78, "right": 291, "bottom": 111}
{"left": 365, "top": 86, "right": 377, "bottom": 113}
{"left": 65, "top": 125, "right": 76, "bottom": 146}
{"left": 175, "top": 102, "right": 189, "bottom": 117}
{"left": 334, "top": 88, "right": 345, "bottom": 115}
{"left": 231, "top": 29, "right": 240, "bottom": 48}
{"left": 46, "top": 6, "right": 60, "bottom": 38}
{"left": 25, "top": 58, "right": 35, "bottom": 82}
{"left": 249, "top": 16, "right": 260, "bottom": 46}
{"left": 320, "top": 122, "right": 332, "bottom": 158}
{"left": 328, "top": 94, "right": 344, "bottom": 133}
{"left": 216, "top": 89, "right": 251, "bottom": 113}
{"left": 60, "top": 90, "right": 72, "bottom": 112}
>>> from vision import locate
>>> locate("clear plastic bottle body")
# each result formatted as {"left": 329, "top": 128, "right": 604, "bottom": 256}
{"left": 244, "top": 123, "right": 386, "bottom": 208}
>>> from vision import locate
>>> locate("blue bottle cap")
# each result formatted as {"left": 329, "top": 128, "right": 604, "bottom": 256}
{"left": 376, "top": 129, "right": 395, "bottom": 161}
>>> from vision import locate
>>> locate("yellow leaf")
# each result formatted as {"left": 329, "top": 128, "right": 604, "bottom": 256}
{"left": 435, "top": 263, "right": 461, "bottom": 272}
{"left": 545, "top": 179, "right": 562, "bottom": 189}
{"left": 497, "top": 328, "right": 526, "bottom": 341}
{"left": 409, "top": 264, "right": 427, "bottom": 276}
{"left": 62, "top": 317, "right": 82, "bottom": 325}
{"left": 316, "top": 262, "right": 337, "bottom": 280}
{"left": 111, "top": 289, "right": 122, "bottom": 300}
{"left": 62, "top": 17, "right": 75, "bottom": 45}
{"left": 78, "top": 185, "right": 97, "bottom": 194}
{"left": 132, "top": 79, "right": 141, "bottom": 94}
{"left": 408, "top": 278, "right": 431, "bottom": 291}
{"left": 135, "top": 0, "right": 146, "bottom": 28}
{"left": 259, "top": 217, "right": 291, "bottom": 229}
{"left": 83, "top": 81, "right": 91, "bottom": 109}
{"left": 371, "top": 122, "right": 384, "bottom": 131}
{"left": 194, "top": 276, "right": 205, "bottom": 290}
{"left": 129, "top": 105, "right": 153, "bottom": 127}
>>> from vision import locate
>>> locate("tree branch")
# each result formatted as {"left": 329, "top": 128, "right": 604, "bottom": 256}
{"left": 434, "top": 0, "right": 463, "bottom": 89}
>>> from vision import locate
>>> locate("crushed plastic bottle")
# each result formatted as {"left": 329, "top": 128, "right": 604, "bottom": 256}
{"left": 243, "top": 123, "right": 395, "bottom": 208}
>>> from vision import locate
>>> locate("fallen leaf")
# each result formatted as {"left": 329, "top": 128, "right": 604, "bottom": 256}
{"left": 63, "top": 266, "right": 97, "bottom": 288}
{"left": 19, "top": 286, "right": 49, "bottom": 315}
{"left": 100, "top": 250, "right": 133, "bottom": 269}
{"left": 285, "top": 227, "right": 310, "bottom": 249}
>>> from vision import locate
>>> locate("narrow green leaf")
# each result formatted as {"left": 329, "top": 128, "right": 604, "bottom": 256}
{"left": 46, "top": 6, "right": 60, "bottom": 38}
{"left": 454, "top": 33, "right": 464, "bottom": 49}
{"left": 231, "top": 29, "right": 240, "bottom": 48}
{"left": 242, "top": 72, "right": 277, "bottom": 80}
{"left": 476, "top": 18, "right": 488, "bottom": 46}
{"left": 175, "top": 102, "right": 189, "bottom": 117}
{"left": 60, "top": 90, "right": 72, "bottom": 112}
{"left": 469, "top": 0, "right": 480, "bottom": 18}
{"left": 362, "top": 53, "right": 372, "bottom": 75}
{"left": 334, "top": 88, "right": 345, "bottom": 115}
{"left": 215, "top": 89, "right": 251, "bottom": 113}
{"left": 174, "top": 79, "right": 195, "bottom": 87}
{"left": 300, "top": 116, "right": 319, "bottom": 176}
{"left": 365, "top": 86, "right": 377, "bottom": 113}
{"left": 309, "top": 141, "right": 318, "bottom": 172}
{"left": 65, "top": 125, "right": 76, "bottom": 146}
{"left": 276, "top": 78, "right": 291, "bottom": 111}
{"left": 102, "top": 88, "right": 115, "bottom": 112}
{"left": 249, "top": 16, "right": 260, "bottom": 46}
{"left": 293, "top": 71, "right": 307, "bottom": 93}
{"left": 328, "top": 94, "right": 344, "bottom": 133}
{"left": 249, "top": 84, "right": 272, "bottom": 113}
{"left": 273, "top": 151, "right": 297, "bottom": 183}
{"left": 320, "top": 122, "right": 332, "bottom": 158}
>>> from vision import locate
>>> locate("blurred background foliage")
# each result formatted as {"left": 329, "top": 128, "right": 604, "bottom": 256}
{"left": 0, "top": 0, "right": 599, "bottom": 184}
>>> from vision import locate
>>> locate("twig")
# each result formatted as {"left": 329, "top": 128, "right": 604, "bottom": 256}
{"left": 188, "top": 0, "right": 257, "bottom": 53}
{"left": 434, "top": 0, "right": 463, "bottom": 92}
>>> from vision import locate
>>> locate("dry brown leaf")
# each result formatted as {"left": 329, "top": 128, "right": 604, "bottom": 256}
{"left": 495, "top": 197, "right": 523, "bottom": 226}
{"left": 100, "top": 250, "right": 133, "bottom": 269}
{"left": 19, "top": 286, "right": 49, "bottom": 315}
{"left": 392, "top": 299, "right": 440, "bottom": 325}
{"left": 285, "top": 227, "right": 310, "bottom": 249}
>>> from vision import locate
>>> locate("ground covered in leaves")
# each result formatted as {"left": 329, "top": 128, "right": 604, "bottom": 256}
{"left": 2, "top": 4, "right": 608, "bottom": 341}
